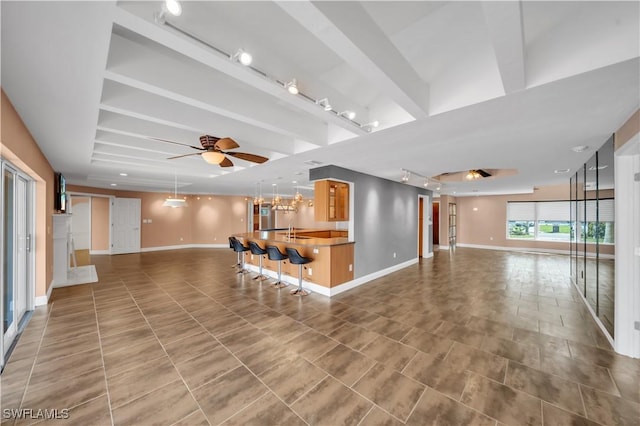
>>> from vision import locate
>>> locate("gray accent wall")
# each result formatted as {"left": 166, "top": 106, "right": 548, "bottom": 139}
{"left": 310, "top": 165, "right": 432, "bottom": 279}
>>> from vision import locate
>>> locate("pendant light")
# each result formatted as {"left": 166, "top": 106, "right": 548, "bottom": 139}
{"left": 163, "top": 173, "right": 187, "bottom": 208}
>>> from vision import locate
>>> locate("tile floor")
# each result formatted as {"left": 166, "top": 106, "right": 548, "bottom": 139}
{"left": 1, "top": 247, "right": 639, "bottom": 425}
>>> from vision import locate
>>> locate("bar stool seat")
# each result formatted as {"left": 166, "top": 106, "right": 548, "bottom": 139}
{"left": 285, "top": 248, "right": 312, "bottom": 296}
{"left": 248, "top": 241, "right": 268, "bottom": 281}
{"left": 266, "top": 245, "right": 288, "bottom": 288}
{"left": 229, "top": 237, "right": 241, "bottom": 269}
{"left": 230, "top": 237, "right": 250, "bottom": 274}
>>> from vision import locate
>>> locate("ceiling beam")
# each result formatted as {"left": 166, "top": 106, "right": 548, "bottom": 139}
{"left": 112, "top": 7, "right": 367, "bottom": 137}
{"left": 481, "top": 1, "right": 526, "bottom": 94}
{"left": 278, "top": 0, "right": 430, "bottom": 120}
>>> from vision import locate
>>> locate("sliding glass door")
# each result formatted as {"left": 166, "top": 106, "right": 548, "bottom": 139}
{"left": 1, "top": 162, "right": 32, "bottom": 370}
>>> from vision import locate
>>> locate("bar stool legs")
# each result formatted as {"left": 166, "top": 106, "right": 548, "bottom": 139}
{"left": 253, "top": 253, "right": 267, "bottom": 281}
{"left": 266, "top": 245, "right": 288, "bottom": 289}
{"left": 285, "top": 248, "right": 312, "bottom": 297}
{"left": 290, "top": 264, "right": 310, "bottom": 296}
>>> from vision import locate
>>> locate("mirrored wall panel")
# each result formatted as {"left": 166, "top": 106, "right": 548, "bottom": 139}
{"left": 570, "top": 136, "right": 615, "bottom": 338}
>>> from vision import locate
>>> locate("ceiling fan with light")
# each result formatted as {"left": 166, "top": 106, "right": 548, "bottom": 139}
{"left": 152, "top": 135, "right": 269, "bottom": 167}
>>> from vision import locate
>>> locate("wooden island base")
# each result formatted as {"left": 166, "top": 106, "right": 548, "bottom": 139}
{"left": 234, "top": 229, "right": 354, "bottom": 294}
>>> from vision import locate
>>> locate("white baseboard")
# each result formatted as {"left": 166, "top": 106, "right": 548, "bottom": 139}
{"left": 570, "top": 279, "right": 616, "bottom": 350}
{"left": 35, "top": 282, "right": 54, "bottom": 306}
{"left": 141, "top": 244, "right": 227, "bottom": 252}
{"left": 90, "top": 250, "right": 110, "bottom": 255}
{"left": 422, "top": 252, "right": 434, "bottom": 259}
{"left": 244, "top": 258, "right": 419, "bottom": 297}
{"left": 455, "top": 243, "right": 615, "bottom": 259}
{"left": 439, "top": 245, "right": 450, "bottom": 250}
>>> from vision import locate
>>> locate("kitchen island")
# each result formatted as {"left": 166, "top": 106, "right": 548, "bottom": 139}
{"left": 233, "top": 229, "right": 354, "bottom": 293}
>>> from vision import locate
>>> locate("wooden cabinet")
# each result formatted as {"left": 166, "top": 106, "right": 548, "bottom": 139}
{"left": 314, "top": 180, "right": 349, "bottom": 222}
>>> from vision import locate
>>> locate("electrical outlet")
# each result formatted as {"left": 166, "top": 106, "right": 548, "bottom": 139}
{"left": 489, "top": 237, "right": 493, "bottom": 241}
{"left": 308, "top": 268, "right": 312, "bottom": 276}
{"left": 393, "top": 252, "right": 396, "bottom": 258}
{"left": 313, "top": 248, "right": 319, "bottom": 254}
{"left": 180, "top": 237, "right": 183, "bottom": 241}
{"left": 349, "top": 264, "right": 352, "bottom": 272}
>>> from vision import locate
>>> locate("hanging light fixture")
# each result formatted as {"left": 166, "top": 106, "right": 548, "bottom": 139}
{"left": 293, "top": 181, "right": 303, "bottom": 203}
{"left": 316, "top": 98, "right": 332, "bottom": 112}
{"left": 339, "top": 110, "right": 356, "bottom": 120}
{"left": 163, "top": 174, "right": 187, "bottom": 208}
{"left": 401, "top": 169, "right": 410, "bottom": 183}
{"left": 253, "top": 182, "right": 264, "bottom": 205}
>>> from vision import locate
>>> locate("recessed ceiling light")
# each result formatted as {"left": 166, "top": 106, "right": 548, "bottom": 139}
{"left": 119, "top": 173, "right": 128, "bottom": 176}
{"left": 571, "top": 145, "right": 590, "bottom": 153}
{"left": 554, "top": 169, "right": 570, "bottom": 174}
{"left": 587, "top": 165, "right": 608, "bottom": 170}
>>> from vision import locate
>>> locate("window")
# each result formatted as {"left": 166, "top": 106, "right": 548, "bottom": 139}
{"left": 507, "top": 202, "right": 535, "bottom": 239}
{"left": 507, "top": 200, "right": 613, "bottom": 244}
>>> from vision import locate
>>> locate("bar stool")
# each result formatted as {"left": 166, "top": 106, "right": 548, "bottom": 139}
{"left": 266, "top": 245, "right": 288, "bottom": 288}
{"left": 231, "top": 237, "right": 250, "bottom": 274}
{"left": 285, "top": 248, "right": 312, "bottom": 296}
{"left": 229, "top": 237, "right": 241, "bottom": 269}
{"left": 248, "top": 241, "right": 268, "bottom": 281}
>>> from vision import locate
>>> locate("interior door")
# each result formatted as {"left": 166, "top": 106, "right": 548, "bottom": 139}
{"left": 112, "top": 198, "right": 141, "bottom": 254}
{"left": 2, "top": 166, "right": 16, "bottom": 354}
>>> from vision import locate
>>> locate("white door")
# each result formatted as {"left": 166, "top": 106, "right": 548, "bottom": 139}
{"left": 70, "top": 196, "right": 91, "bottom": 251}
{"left": 112, "top": 198, "right": 141, "bottom": 254}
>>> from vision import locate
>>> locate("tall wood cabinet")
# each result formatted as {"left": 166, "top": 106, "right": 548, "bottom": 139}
{"left": 314, "top": 180, "right": 349, "bottom": 222}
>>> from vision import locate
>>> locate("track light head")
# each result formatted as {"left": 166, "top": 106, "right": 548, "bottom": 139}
{"left": 286, "top": 78, "right": 299, "bottom": 95}
{"left": 339, "top": 110, "right": 356, "bottom": 120}
{"left": 165, "top": 0, "right": 182, "bottom": 16}
{"left": 316, "top": 98, "right": 332, "bottom": 112}
{"left": 232, "top": 49, "right": 252, "bottom": 66}
{"left": 360, "top": 120, "right": 380, "bottom": 132}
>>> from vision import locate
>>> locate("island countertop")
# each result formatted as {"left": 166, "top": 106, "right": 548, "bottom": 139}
{"left": 233, "top": 228, "right": 354, "bottom": 247}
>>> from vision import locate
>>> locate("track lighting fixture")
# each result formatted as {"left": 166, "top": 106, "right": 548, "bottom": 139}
{"left": 339, "top": 110, "right": 356, "bottom": 120}
{"left": 285, "top": 78, "right": 299, "bottom": 95}
{"left": 153, "top": 11, "right": 375, "bottom": 131}
{"left": 316, "top": 98, "right": 332, "bottom": 112}
{"left": 401, "top": 168, "right": 440, "bottom": 190}
{"left": 231, "top": 49, "right": 252, "bottom": 66}
{"left": 360, "top": 120, "right": 380, "bottom": 132}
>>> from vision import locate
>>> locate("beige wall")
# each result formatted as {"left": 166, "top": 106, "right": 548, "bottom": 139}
{"left": 274, "top": 202, "right": 337, "bottom": 230}
{"left": 615, "top": 109, "right": 639, "bottom": 151}
{"left": 91, "top": 197, "right": 109, "bottom": 251}
{"left": 455, "top": 184, "right": 614, "bottom": 255}
{"left": 1, "top": 89, "right": 55, "bottom": 299}
{"left": 68, "top": 185, "right": 249, "bottom": 249}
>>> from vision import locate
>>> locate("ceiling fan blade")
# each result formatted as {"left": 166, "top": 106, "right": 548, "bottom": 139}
{"left": 225, "top": 151, "right": 269, "bottom": 164}
{"left": 214, "top": 137, "right": 240, "bottom": 151}
{"left": 220, "top": 157, "right": 234, "bottom": 167}
{"left": 167, "top": 152, "right": 203, "bottom": 160}
{"left": 151, "top": 137, "right": 205, "bottom": 151}
{"left": 477, "top": 169, "right": 492, "bottom": 178}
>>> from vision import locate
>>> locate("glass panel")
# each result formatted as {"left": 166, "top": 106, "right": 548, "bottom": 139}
{"left": 536, "top": 220, "right": 571, "bottom": 241}
{"left": 576, "top": 165, "right": 585, "bottom": 295}
{"left": 3, "top": 169, "right": 14, "bottom": 334}
{"left": 507, "top": 220, "right": 534, "bottom": 239}
{"left": 598, "top": 137, "right": 615, "bottom": 337}
{"left": 585, "top": 152, "right": 598, "bottom": 314}
{"left": 570, "top": 175, "right": 576, "bottom": 281}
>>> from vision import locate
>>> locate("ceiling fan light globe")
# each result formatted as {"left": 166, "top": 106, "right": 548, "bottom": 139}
{"left": 202, "top": 151, "right": 226, "bottom": 164}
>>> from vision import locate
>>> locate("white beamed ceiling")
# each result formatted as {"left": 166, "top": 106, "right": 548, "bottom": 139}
{"left": 1, "top": 1, "right": 638, "bottom": 197}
